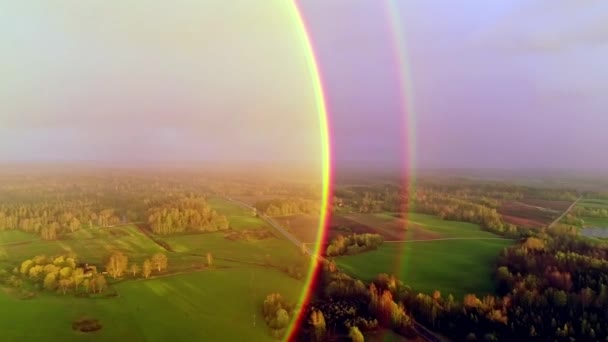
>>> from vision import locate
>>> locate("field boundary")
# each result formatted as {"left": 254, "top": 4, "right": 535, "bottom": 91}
{"left": 548, "top": 196, "right": 582, "bottom": 229}
{"left": 304, "top": 237, "right": 512, "bottom": 246}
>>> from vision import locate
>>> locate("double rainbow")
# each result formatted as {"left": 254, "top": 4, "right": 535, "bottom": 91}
{"left": 286, "top": 0, "right": 415, "bottom": 339}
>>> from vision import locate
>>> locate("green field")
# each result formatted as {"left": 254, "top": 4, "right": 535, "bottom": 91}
{"left": 343, "top": 212, "right": 498, "bottom": 240}
{"left": 115, "top": 269, "right": 303, "bottom": 341}
{"left": 0, "top": 209, "right": 307, "bottom": 341}
{"left": 336, "top": 213, "right": 513, "bottom": 299}
{"left": 163, "top": 232, "right": 303, "bottom": 267}
{"left": 580, "top": 199, "right": 608, "bottom": 209}
{"left": 0, "top": 226, "right": 164, "bottom": 267}
{"left": 63, "top": 226, "right": 165, "bottom": 263}
{"left": 574, "top": 199, "right": 608, "bottom": 229}
{"left": 0, "top": 268, "right": 303, "bottom": 341}
{"left": 582, "top": 216, "right": 608, "bottom": 227}
{"left": 392, "top": 212, "right": 499, "bottom": 239}
{"left": 208, "top": 197, "right": 269, "bottom": 230}
{"left": 0, "top": 230, "right": 39, "bottom": 245}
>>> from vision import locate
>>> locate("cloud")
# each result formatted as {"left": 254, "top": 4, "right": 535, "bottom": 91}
{"left": 474, "top": 0, "right": 608, "bottom": 52}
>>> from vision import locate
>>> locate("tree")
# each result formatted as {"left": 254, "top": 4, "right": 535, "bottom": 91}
{"left": 130, "top": 263, "right": 140, "bottom": 277}
{"left": 523, "top": 237, "right": 545, "bottom": 251}
{"left": 69, "top": 217, "right": 80, "bottom": 233}
{"left": 20, "top": 259, "right": 34, "bottom": 275}
{"left": 72, "top": 268, "right": 84, "bottom": 290}
{"left": 58, "top": 278, "right": 73, "bottom": 295}
{"left": 142, "top": 259, "right": 152, "bottom": 278}
{"left": 349, "top": 326, "right": 364, "bottom": 342}
{"left": 274, "top": 309, "right": 290, "bottom": 331}
{"left": 105, "top": 251, "right": 129, "bottom": 279}
{"left": 95, "top": 274, "right": 107, "bottom": 293}
{"left": 59, "top": 266, "right": 72, "bottom": 278}
{"left": 309, "top": 310, "right": 326, "bottom": 341}
{"left": 151, "top": 253, "right": 168, "bottom": 272}
{"left": 28, "top": 265, "right": 44, "bottom": 280}
{"left": 206, "top": 252, "right": 213, "bottom": 267}
{"left": 43, "top": 272, "right": 58, "bottom": 291}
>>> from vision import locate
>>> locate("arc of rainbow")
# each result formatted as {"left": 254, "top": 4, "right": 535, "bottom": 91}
{"left": 285, "top": 1, "right": 333, "bottom": 340}
{"left": 384, "top": 0, "right": 418, "bottom": 284}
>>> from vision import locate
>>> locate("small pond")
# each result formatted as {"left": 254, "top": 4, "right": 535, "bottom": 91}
{"left": 580, "top": 227, "right": 608, "bottom": 238}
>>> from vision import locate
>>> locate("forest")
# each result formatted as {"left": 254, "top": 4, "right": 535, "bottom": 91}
{"left": 147, "top": 196, "right": 229, "bottom": 235}
{"left": 0, "top": 172, "right": 230, "bottom": 239}
{"left": 289, "top": 228, "right": 608, "bottom": 341}
{"left": 287, "top": 182, "right": 608, "bottom": 341}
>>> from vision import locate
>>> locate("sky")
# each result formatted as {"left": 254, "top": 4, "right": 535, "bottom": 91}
{"left": 0, "top": 1, "right": 322, "bottom": 165}
{"left": 1, "top": 1, "right": 607, "bottom": 169}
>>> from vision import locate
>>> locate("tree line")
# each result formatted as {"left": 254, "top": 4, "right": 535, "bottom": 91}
{"left": 326, "top": 233, "right": 384, "bottom": 257}
{"left": 0, "top": 251, "right": 171, "bottom": 298}
{"left": 105, "top": 251, "right": 168, "bottom": 279}
{"left": 147, "top": 196, "right": 229, "bottom": 235}
{"left": 411, "top": 190, "right": 519, "bottom": 236}
{"left": 0, "top": 173, "right": 238, "bottom": 239}
{"left": 254, "top": 198, "right": 321, "bottom": 217}
{"left": 1, "top": 254, "right": 109, "bottom": 295}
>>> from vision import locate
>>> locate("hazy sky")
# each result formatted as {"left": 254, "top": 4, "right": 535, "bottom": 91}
{"left": 2, "top": 1, "right": 607, "bottom": 169}
{"left": 302, "top": 0, "right": 608, "bottom": 169}
{"left": 0, "top": 1, "right": 322, "bottom": 164}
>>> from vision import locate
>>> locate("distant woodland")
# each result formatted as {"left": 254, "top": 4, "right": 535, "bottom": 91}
{"left": 0, "top": 172, "right": 230, "bottom": 239}
{"left": 254, "top": 198, "right": 321, "bottom": 216}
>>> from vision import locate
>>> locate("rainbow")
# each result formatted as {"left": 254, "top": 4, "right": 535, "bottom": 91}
{"left": 285, "top": 1, "right": 333, "bottom": 340}
{"left": 384, "top": 0, "right": 418, "bottom": 281}
{"left": 285, "top": 1, "right": 416, "bottom": 339}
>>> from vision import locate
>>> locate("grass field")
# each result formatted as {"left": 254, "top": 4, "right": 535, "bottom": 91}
{"left": 115, "top": 268, "right": 303, "bottom": 341}
{"left": 0, "top": 226, "right": 164, "bottom": 268}
{"left": 0, "top": 267, "right": 303, "bottom": 341}
{"left": 208, "top": 197, "right": 269, "bottom": 230}
{"left": 162, "top": 231, "right": 304, "bottom": 267}
{"left": 335, "top": 212, "right": 513, "bottom": 299}
{"left": 0, "top": 288, "right": 140, "bottom": 342}
{"left": 579, "top": 199, "right": 608, "bottom": 209}
{"left": 341, "top": 212, "right": 497, "bottom": 240}
{"left": 0, "top": 230, "right": 39, "bottom": 245}
{"left": 63, "top": 226, "right": 165, "bottom": 263}
{"left": 572, "top": 198, "right": 608, "bottom": 229}
{"left": 337, "top": 239, "right": 511, "bottom": 299}
{"left": 0, "top": 207, "right": 307, "bottom": 341}
{"left": 582, "top": 216, "right": 608, "bottom": 227}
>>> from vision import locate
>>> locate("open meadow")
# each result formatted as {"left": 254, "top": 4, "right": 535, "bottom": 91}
{"left": 207, "top": 197, "right": 269, "bottom": 230}
{"left": 0, "top": 197, "right": 308, "bottom": 341}
{"left": 334, "top": 213, "right": 513, "bottom": 298}
{"left": 0, "top": 267, "right": 303, "bottom": 341}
